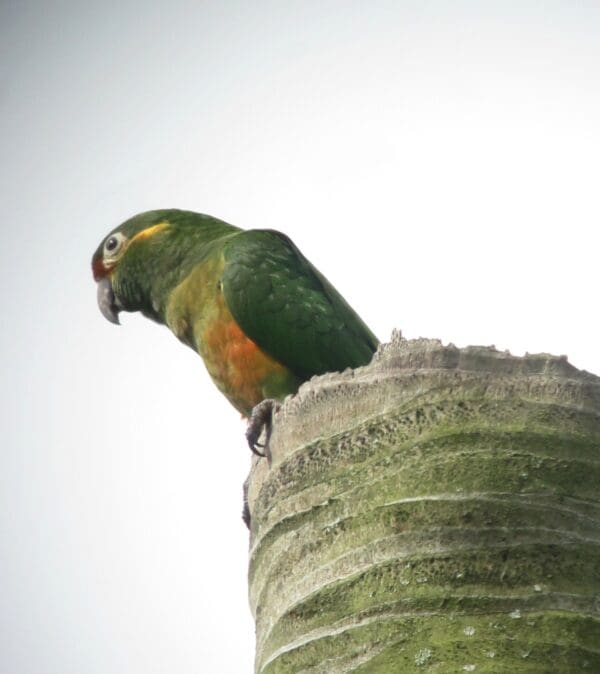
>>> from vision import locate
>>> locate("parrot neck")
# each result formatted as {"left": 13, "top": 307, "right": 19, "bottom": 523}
{"left": 114, "top": 221, "right": 238, "bottom": 324}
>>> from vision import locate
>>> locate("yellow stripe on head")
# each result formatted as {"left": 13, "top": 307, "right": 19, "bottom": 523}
{"left": 130, "top": 221, "right": 170, "bottom": 244}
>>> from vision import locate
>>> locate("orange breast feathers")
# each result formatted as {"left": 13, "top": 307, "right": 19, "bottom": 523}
{"left": 200, "top": 295, "right": 296, "bottom": 416}
{"left": 166, "top": 261, "right": 299, "bottom": 416}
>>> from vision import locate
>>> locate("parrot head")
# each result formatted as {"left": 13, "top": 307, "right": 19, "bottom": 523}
{"left": 91, "top": 210, "right": 175, "bottom": 324}
{"left": 92, "top": 209, "right": 240, "bottom": 325}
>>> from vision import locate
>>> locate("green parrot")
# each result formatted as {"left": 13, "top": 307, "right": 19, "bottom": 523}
{"left": 91, "top": 209, "right": 379, "bottom": 457}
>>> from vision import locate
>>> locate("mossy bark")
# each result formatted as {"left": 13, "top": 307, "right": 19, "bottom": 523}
{"left": 246, "top": 334, "right": 600, "bottom": 673}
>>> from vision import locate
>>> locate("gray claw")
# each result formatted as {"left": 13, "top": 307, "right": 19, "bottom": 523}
{"left": 246, "top": 399, "right": 281, "bottom": 461}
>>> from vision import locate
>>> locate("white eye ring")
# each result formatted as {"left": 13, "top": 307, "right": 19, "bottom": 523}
{"left": 104, "top": 232, "right": 127, "bottom": 258}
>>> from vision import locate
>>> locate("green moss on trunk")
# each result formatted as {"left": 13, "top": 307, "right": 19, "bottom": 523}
{"left": 247, "top": 336, "right": 600, "bottom": 673}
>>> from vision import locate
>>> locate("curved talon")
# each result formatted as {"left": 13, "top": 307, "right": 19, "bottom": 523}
{"left": 246, "top": 398, "right": 281, "bottom": 460}
{"left": 249, "top": 442, "right": 266, "bottom": 458}
{"left": 245, "top": 425, "right": 266, "bottom": 456}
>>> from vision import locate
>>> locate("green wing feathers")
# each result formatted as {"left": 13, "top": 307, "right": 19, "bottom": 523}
{"left": 221, "top": 229, "right": 379, "bottom": 380}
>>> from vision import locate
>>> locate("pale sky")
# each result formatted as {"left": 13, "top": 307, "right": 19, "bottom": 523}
{"left": 2, "top": 2, "right": 599, "bottom": 673}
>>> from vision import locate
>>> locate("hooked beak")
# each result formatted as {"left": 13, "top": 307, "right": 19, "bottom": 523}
{"left": 97, "top": 277, "right": 121, "bottom": 325}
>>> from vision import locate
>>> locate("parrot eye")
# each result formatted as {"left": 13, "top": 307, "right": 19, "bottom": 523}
{"left": 103, "top": 232, "right": 127, "bottom": 258}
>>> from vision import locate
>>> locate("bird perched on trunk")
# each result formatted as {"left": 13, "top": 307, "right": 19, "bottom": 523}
{"left": 91, "top": 209, "right": 379, "bottom": 457}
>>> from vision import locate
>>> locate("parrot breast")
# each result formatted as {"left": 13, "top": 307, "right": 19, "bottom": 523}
{"left": 201, "top": 296, "right": 299, "bottom": 416}
{"left": 165, "top": 257, "right": 301, "bottom": 417}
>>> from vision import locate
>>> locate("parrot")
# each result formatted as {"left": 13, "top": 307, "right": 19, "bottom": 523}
{"left": 91, "top": 209, "right": 379, "bottom": 460}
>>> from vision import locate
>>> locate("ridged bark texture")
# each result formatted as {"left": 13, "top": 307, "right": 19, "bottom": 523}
{"left": 247, "top": 334, "right": 600, "bottom": 673}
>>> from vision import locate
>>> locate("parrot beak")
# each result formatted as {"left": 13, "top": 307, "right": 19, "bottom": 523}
{"left": 97, "top": 277, "right": 121, "bottom": 325}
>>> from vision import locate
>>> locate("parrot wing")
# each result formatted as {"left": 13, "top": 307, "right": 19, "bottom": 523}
{"left": 221, "top": 229, "right": 379, "bottom": 380}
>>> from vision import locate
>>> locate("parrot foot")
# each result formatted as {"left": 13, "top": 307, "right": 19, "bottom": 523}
{"left": 246, "top": 398, "right": 281, "bottom": 460}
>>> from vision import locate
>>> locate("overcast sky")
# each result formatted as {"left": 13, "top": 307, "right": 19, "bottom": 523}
{"left": 2, "top": 2, "right": 599, "bottom": 673}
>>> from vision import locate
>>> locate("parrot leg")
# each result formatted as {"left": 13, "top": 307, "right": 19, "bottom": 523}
{"left": 246, "top": 398, "right": 281, "bottom": 460}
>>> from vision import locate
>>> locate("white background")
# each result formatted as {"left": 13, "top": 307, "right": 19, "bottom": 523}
{"left": 2, "top": 2, "right": 599, "bottom": 672}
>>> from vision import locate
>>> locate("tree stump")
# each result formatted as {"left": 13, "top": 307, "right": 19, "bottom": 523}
{"left": 247, "top": 334, "right": 600, "bottom": 673}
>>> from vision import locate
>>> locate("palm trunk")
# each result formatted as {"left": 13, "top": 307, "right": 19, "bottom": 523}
{"left": 247, "top": 334, "right": 600, "bottom": 673}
